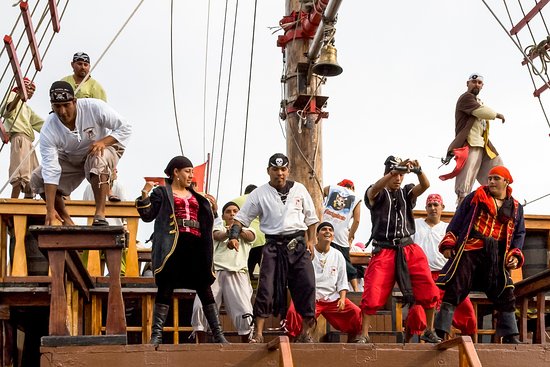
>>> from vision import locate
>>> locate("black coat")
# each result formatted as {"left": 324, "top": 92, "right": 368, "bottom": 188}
{"left": 136, "top": 184, "right": 215, "bottom": 288}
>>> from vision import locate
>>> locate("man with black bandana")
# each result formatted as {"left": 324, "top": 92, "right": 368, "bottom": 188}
{"left": 356, "top": 155, "right": 440, "bottom": 344}
{"left": 228, "top": 153, "right": 318, "bottom": 343}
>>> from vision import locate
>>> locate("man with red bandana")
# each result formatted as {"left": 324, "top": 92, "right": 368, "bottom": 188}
{"left": 434, "top": 166, "right": 525, "bottom": 343}
{"left": 405, "top": 194, "right": 476, "bottom": 341}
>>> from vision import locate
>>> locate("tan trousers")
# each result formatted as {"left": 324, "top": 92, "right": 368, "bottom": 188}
{"left": 454, "top": 146, "right": 503, "bottom": 204}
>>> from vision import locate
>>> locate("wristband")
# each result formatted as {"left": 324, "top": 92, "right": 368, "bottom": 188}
{"left": 228, "top": 223, "right": 241, "bottom": 240}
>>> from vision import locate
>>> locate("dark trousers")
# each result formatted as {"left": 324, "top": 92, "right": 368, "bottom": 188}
{"left": 441, "top": 249, "right": 515, "bottom": 313}
{"left": 253, "top": 237, "right": 315, "bottom": 318}
{"left": 247, "top": 245, "right": 264, "bottom": 279}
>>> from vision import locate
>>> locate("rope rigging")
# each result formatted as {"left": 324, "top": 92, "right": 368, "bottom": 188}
{"left": 207, "top": 0, "right": 230, "bottom": 194}
{"left": 215, "top": 0, "right": 240, "bottom": 199}
{"left": 483, "top": 0, "right": 550, "bottom": 206}
{"left": 169, "top": 0, "right": 184, "bottom": 155}
{"left": 239, "top": 0, "right": 258, "bottom": 196}
{"left": 482, "top": 0, "right": 550, "bottom": 129}
{"left": 201, "top": 0, "right": 212, "bottom": 162}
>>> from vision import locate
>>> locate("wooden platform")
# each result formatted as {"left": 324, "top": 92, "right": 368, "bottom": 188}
{"left": 40, "top": 343, "right": 550, "bottom": 367}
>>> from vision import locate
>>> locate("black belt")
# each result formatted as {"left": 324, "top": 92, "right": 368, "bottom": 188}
{"left": 265, "top": 231, "right": 305, "bottom": 242}
{"left": 176, "top": 218, "right": 200, "bottom": 229}
{"left": 372, "top": 236, "right": 413, "bottom": 248}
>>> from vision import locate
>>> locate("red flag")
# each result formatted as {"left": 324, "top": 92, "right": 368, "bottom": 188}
{"left": 192, "top": 162, "right": 207, "bottom": 192}
{"left": 439, "top": 146, "right": 470, "bottom": 181}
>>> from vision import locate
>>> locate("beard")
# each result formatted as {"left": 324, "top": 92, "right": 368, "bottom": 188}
{"left": 471, "top": 87, "right": 480, "bottom": 95}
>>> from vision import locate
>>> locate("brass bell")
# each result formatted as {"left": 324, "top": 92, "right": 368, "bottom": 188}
{"left": 312, "top": 44, "right": 343, "bottom": 77}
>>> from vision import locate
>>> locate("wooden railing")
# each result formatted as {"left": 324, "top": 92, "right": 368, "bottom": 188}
{"left": 0, "top": 198, "right": 141, "bottom": 278}
{"left": 267, "top": 336, "right": 294, "bottom": 367}
{"left": 514, "top": 268, "right": 550, "bottom": 344}
{"left": 436, "top": 336, "right": 482, "bottom": 367}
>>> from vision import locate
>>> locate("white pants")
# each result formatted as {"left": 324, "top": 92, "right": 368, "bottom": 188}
{"left": 191, "top": 270, "right": 253, "bottom": 335}
{"left": 454, "top": 146, "right": 503, "bottom": 203}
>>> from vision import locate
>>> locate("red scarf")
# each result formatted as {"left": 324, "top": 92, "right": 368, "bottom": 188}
{"left": 471, "top": 185, "right": 512, "bottom": 216}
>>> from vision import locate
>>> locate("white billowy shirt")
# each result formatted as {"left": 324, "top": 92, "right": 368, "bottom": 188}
{"left": 413, "top": 218, "right": 449, "bottom": 271}
{"left": 314, "top": 246, "right": 349, "bottom": 302}
{"left": 322, "top": 185, "right": 360, "bottom": 248}
{"left": 235, "top": 181, "right": 318, "bottom": 236}
{"left": 39, "top": 98, "right": 132, "bottom": 185}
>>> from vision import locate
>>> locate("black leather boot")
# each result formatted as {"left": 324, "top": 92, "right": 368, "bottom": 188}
{"left": 502, "top": 335, "right": 525, "bottom": 344}
{"left": 497, "top": 311, "right": 523, "bottom": 344}
{"left": 203, "top": 303, "right": 229, "bottom": 344}
{"left": 149, "top": 303, "right": 170, "bottom": 346}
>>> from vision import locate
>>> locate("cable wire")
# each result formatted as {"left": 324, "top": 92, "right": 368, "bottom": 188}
{"left": 215, "top": 0, "right": 239, "bottom": 199}
{"left": 238, "top": 0, "right": 258, "bottom": 195}
{"left": 169, "top": 0, "right": 184, "bottom": 155}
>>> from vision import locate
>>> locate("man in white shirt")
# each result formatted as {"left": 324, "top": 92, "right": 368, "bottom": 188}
{"left": 228, "top": 153, "right": 319, "bottom": 343}
{"left": 322, "top": 179, "right": 361, "bottom": 291}
{"left": 191, "top": 201, "right": 256, "bottom": 342}
{"left": 286, "top": 222, "right": 362, "bottom": 341}
{"left": 405, "top": 194, "right": 476, "bottom": 341}
{"left": 31, "top": 81, "right": 131, "bottom": 226}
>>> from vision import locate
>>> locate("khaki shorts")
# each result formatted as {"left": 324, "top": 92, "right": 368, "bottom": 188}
{"left": 31, "top": 145, "right": 123, "bottom": 196}
{"left": 9, "top": 133, "right": 39, "bottom": 188}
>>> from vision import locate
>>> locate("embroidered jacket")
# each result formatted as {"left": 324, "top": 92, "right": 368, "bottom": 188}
{"left": 135, "top": 184, "right": 215, "bottom": 286}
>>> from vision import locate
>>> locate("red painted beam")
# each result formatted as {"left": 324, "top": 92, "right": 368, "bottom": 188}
{"left": 302, "top": 0, "right": 329, "bottom": 37}
{"left": 48, "top": 0, "right": 61, "bottom": 32}
{"left": 533, "top": 82, "right": 549, "bottom": 97}
{"left": 3, "top": 35, "right": 28, "bottom": 101}
{"left": 20, "top": 1, "right": 42, "bottom": 71}
{"left": 510, "top": 0, "right": 550, "bottom": 35}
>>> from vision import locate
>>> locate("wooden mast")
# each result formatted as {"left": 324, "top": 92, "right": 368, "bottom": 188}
{"left": 282, "top": 0, "right": 325, "bottom": 214}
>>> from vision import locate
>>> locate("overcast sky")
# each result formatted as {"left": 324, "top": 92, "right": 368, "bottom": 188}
{"left": 1, "top": 0, "right": 550, "bottom": 243}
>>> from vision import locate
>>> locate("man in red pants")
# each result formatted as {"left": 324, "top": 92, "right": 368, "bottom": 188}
{"left": 356, "top": 156, "right": 440, "bottom": 344}
{"left": 286, "top": 222, "right": 362, "bottom": 341}
{"left": 405, "top": 194, "right": 477, "bottom": 341}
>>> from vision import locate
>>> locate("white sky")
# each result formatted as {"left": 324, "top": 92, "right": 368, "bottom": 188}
{"left": 1, "top": 0, "right": 550, "bottom": 243}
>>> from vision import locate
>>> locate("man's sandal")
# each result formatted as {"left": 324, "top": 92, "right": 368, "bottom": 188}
{"left": 249, "top": 334, "right": 264, "bottom": 343}
{"left": 92, "top": 218, "right": 109, "bottom": 226}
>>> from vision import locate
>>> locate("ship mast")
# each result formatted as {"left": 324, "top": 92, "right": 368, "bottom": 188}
{"left": 279, "top": 0, "right": 342, "bottom": 214}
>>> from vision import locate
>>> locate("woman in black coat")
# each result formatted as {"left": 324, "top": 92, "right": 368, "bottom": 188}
{"left": 136, "top": 156, "right": 228, "bottom": 344}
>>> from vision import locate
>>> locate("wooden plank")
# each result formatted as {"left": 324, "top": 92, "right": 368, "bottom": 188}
{"left": 125, "top": 218, "right": 139, "bottom": 276}
{"left": 41, "top": 335, "right": 127, "bottom": 347}
{"left": 47, "top": 0, "right": 61, "bottom": 32}
{"left": 514, "top": 269, "right": 550, "bottom": 298}
{"left": 173, "top": 298, "right": 179, "bottom": 344}
{"left": 0, "top": 218, "right": 7, "bottom": 278}
{"left": 510, "top": 0, "right": 550, "bottom": 35}
{"left": 11, "top": 215, "right": 27, "bottom": 276}
{"left": 0, "top": 199, "right": 139, "bottom": 217}
{"left": 20, "top": 1, "right": 42, "bottom": 71}
{"left": 47, "top": 250, "right": 69, "bottom": 336}
{"left": 461, "top": 336, "right": 482, "bottom": 367}
{"left": 91, "top": 295, "right": 102, "bottom": 335}
{"left": 65, "top": 250, "right": 93, "bottom": 301}
{"left": 535, "top": 291, "right": 546, "bottom": 344}
{"left": 142, "top": 295, "right": 153, "bottom": 343}
{"left": 104, "top": 248, "right": 126, "bottom": 335}
{"left": 520, "top": 297, "right": 528, "bottom": 342}
{"left": 2, "top": 35, "right": 28, "bottom": 101}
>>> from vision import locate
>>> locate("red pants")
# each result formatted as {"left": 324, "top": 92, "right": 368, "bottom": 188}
{"left": 406, "top": 271, "right": 477, "bottom": 335}
{"left": 285, "top": 299, "right": 362, "bottom": 337}
{"left": 360, "top": 245, "right": 439, "bottom": 315}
